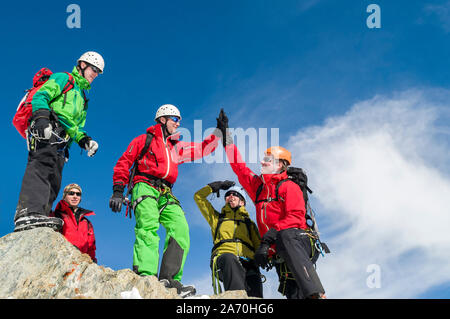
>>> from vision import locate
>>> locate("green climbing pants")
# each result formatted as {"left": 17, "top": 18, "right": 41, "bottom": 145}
{"left": 132, "top": 182, "right": 190, "bottom": 282}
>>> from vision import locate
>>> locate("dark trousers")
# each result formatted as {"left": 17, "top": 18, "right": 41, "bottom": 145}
{"left": 275, "top": 228, "right": 325, "bottom": 299}
{"left": 215, "top": 253, "right": 263, "bottom": 298}
{"left": 15, "top": 135, "right": 67, "bottom": 220}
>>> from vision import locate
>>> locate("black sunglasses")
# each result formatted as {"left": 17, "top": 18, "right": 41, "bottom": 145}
{"left": 68, "top": 191, "right": 81, "bottom": 196}
{"left": 89, "top": 64, "right": 101, "bottom": 74}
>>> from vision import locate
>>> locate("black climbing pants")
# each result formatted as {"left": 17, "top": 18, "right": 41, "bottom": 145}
{"left": 216, "top": 253, "right": 263, "bottom": 298}
{"left": 275, "top": 228, "right": 325, "bottom": 299}
{"left": 15, "top": 133, "right": 67, "bottom": 220}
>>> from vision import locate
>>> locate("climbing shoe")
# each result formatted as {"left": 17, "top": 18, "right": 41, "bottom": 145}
{"left": 14, "top": 215, "right": 63, "bottom": 232}
{"left": 160, "top": 279, "right": 196, "bottom": 298}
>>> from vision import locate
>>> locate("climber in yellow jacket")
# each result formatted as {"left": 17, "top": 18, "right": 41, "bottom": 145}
{"left": 194, "top": 180, "right": 263, "bottom": 297}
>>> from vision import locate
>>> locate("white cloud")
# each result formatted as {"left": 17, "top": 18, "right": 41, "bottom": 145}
{"left": 288, "top": 89, "right": 450, "bottom": 298}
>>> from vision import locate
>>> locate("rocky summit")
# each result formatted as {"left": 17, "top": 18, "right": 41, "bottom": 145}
{"left": 0, "top": 227, "right": 248, "bottom": 299}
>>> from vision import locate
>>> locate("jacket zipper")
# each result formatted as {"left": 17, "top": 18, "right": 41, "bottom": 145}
{"left": 161, "top": 126, "right": 171, "bottom": 179}
{"left": 260, "top": 182, "right": 270, "bottom": 232}
{"left": 233, "top": 211, "right": 240, "bottom": 256}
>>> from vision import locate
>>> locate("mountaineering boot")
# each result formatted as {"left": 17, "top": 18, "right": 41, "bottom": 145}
{"left": 14, "top": 214, "right": 63, "bottom": 232}
{"left": 160, "top": 278, "right": 196, "bottom": 298}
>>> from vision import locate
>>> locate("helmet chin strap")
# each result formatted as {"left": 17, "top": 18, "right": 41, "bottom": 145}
{"left": 159, "top": 118, "right": 170, "bottom": 139}
{"left": 77, "top": 63, "right": 88, "bottom": 78}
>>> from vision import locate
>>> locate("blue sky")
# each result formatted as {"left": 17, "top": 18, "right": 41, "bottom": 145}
{"left": 1, "top": 0, "right": 450, "bottom": 298}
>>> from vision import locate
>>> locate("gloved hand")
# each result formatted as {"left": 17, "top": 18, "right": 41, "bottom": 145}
{"left": 208, "top": 180, "right": 235, "bottom": 193}
{"left": 254, "top": 242, "right": 270, "bottom": 269}
{"left": 254, "top": 228, "right": 278, "bottom": 269}
{"left": 30, "top": 109, "right": 53, "bottom": 140}
{"left": 109, "top": 185, "right": 125, "bottom": 213}
{"left": 78, "top": 136, "right": 99, "bottom": 157}
{"left": 216, "top": 108, "right": 229, "bottom": 147}
{"left": 261, "top": 228, "right": 278, "bottom": 245}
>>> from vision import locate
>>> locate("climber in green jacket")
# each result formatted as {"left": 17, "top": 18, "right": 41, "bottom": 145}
{"left": 194, "top": 181, "right": 263, "bottom": 297}
{"left": 14, "top": 51, "right": 104, "bottom": 232}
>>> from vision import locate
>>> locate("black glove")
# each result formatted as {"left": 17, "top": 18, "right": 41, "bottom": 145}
{"left": 261, "top": 228, "right": 278, "bottom": 245}
{"left": 78, "top": 135, "right": 91, "bottom": 149}
{"left": 78, "top": 135, "right": 99, "bottom": 157}
{"left": 109, "top": 185, "right": 125, "bottom": 213}
{"left": 30, "top": 109, "right": 52, "bottom": 139}
{"left": 254, "top": 242, "right": 270, "bottom": 269}
{"left": 254, "top": 228, "right": 278, "bottom": 269}
{"left": 208, "top": 180, "right": 235, "bottom": 193}
{"left": 216, "top": 108, "right": 229, "bottom": 147}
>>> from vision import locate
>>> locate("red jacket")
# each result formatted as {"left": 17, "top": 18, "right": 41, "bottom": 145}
{"left": 52, "top": 200, "right": 97, "bottom": 263}
{"left": 113, "top": 123, "right": 219, "bottom": 187}
{"left": 225, "top": 144, "right": 307, "bottom": 240}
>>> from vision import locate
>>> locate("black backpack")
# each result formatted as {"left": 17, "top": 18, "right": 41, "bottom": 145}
{"left": 255, "top": 167, "right": 330, "bottom": 256}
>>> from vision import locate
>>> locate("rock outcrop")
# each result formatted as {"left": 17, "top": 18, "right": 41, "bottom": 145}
{"left": 0, "top": 228, "right": 249, "bottom": 299}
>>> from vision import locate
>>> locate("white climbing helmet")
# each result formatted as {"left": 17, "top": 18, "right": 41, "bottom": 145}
{"left": 225, "top": 185, "right": 247, "bottom": 205}
{"left": 154, "top": 104, "right": 182, "bottom": 121}
{"left": 77, "top": 51, "right": 105, "bottom": 73}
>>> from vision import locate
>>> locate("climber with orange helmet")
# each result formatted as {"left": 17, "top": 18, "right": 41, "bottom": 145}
{"left": 217, "top": 112, "right": 326, "bottom": 299}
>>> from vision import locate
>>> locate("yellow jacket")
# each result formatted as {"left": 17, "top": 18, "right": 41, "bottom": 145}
{"left": 194, "top": 185, "right": 261, "bottom": 260}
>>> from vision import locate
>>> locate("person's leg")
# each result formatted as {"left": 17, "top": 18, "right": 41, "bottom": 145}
{"left": 14, "top": 137, "right": 65, "bottom": 231}
{"left": 132, "top": 183, "right": 161, "bottom": 276}
{"left": 158, "top": 191, "right": 190, "bottom": 283}
{"left": 276, "top": 228, "right": 325, "bottom": 298}
{"left": 275, "top": 262, "right": 302, "bottom": 299}
{"left": 216, "top": 253, "right": 246, "bottom": 291}
{"left": 243, "top": 261, "right": 263, "bottom": 298}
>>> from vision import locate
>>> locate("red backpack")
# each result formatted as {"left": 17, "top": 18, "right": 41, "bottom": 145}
{"left": 13, "top": 68, "right": 74, "bottom": 138}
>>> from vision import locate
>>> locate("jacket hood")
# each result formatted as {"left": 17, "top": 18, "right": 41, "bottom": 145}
{"left": 261, "top": 170, "right": 288, "bottom": 185}
{"left": 221, "top": 203, "right": 250, "bottom": 218}
{"left": 56, "top": 199, "right": 94, "bottom": 217}
{"left": 146, "top": 123, "right": 181, "bottom": 142}
{"left": 71, "top": 66, "right": 91, "bottom": 90}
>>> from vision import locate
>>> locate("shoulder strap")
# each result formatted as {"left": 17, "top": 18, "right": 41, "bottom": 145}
{"left": 138, "top": 132, "right": 154, "bottom": 160}
{"left": 274, "top": 179, "right": 290, "bottom": 201}
{"left": 48, "top": 73, "right": 75, "bottom": 107}
{"left": 124, "top": 132, "right": 155, "bottom": 217}
{"left": 61, "top": 73, "right": 75, "bottom": 94}
{"left": 243, "top": 217, "right": 254, "bottom": 242}
{"left": 254, "top": 183, "right": 264, "bottom": 204}
{"left": 213, "top": 212, "right": 226, "bottom": 241}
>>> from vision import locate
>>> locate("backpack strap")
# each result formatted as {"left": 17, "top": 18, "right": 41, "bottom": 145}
{"left": 138, "top": 132, "right": 154, "bottom": 161}
{"left": 212, "top": 212, "right": 256, "bottom": 257}
{"left": 213, "top": 212, "right": 225, "bottom": 242}
{"left": 61, "top": 73, "right": 75, "bottom": 94}
{"left": 124, "top": 132, "right": 155, "bottom": 218}
{"left": 254, "top": 179, "right": 289, "bottom": 204}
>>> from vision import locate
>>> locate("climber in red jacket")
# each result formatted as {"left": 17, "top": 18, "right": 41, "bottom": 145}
{"left": 109, "top": 104, "right": 223, "bottom": 298}
{"left": 219, "top": 112, "right": 326, "bottom": 299}
{"left": 51, "top": 183, "right": 97, "bottom": 263}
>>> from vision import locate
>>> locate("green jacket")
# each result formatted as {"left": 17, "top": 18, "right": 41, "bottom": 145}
{"left": 31, "top": 66, "right": 91, "bottom": 145}
{"left": 194, "top": 185, "right": 261, "bottom": 260}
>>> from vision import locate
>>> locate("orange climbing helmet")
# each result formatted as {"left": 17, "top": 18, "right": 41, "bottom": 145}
{"left": 265, "top": 146, "right": 292, "bottom": 165}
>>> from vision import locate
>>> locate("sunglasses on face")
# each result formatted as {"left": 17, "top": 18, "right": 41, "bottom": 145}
{"left": 168, "top": 116, "right": 181, "bottom": 123}
{"left": 262, "top": 156, "right": 275, "bottom": 163}
{"left": 226, "top": 191, "right": 243, "bottom": 200}
{"left": 89, "top": 64, "right": 101, "bottom": 74}
{"left": 68, "top": 191, "right": 81, "bottom": 196}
